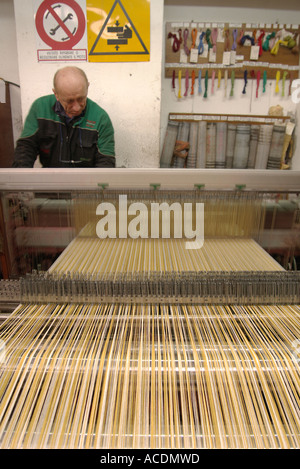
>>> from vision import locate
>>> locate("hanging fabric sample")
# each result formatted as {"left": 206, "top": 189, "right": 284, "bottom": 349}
{"left": 267, "top": 124, "right": 286, "bottom": 169}
{"left": 225, "top": 124, "right": 236, "bottom": 168}
{"left": 186, "top": 122, "right": 198, "bottom": 168}
{"left": 205, "top": 123, "right": 216, "bottom": 168}
{"left": 232, "top": 125, "right": 251, "bottom": 169}
{"left": 215, "top": 122, "right": 228, "bottom": 168}
{"left": 247, "top": 125, "right": 259, "bottom": 168}
{"left": 160, "top": 120, "right": 179, "bottom": 168}
{"left": 173, "top": 122, "right": 190, "bottom": 168}
{"left": 196, "top": 121, "right": 207, "bottom": 168}
{"left": 255, "top": 125, "right": 274, "bottom": 169}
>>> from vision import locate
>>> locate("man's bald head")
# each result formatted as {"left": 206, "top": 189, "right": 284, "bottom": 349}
{"left": 53, "top": 66, "right": 89, "bottom": 93}
{"left": 53, "top": 67, "right": 89, "bottom": 118}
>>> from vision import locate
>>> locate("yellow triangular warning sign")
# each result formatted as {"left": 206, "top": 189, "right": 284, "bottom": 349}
{"left": 87, "top": 0, "right": 150, "bottom": 62}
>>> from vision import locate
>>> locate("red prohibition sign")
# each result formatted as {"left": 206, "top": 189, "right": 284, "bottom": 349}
{"left": 35, "top": 0, "right": 86, "bottom": 50}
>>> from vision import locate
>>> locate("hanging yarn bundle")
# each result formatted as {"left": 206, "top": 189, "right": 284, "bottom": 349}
{"left": 168, "top": 29, "right": 182, "bottom": 52}
{"left": 203, "top": 70, "right": 209, "bottom": 98}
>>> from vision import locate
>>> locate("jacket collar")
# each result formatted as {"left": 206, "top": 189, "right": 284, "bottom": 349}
{"left": 54, "top": 100, "right": 86, "bottom": 124}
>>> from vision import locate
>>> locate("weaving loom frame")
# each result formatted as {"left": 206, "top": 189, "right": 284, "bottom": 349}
{"left": 0, "top": 167, "right": 299, "bottom": 191}
{"left": 0, "top": 168, "right": 300, "bottom": 449}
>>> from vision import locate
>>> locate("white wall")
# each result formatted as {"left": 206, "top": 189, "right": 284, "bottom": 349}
{"left": 0, "top": 0, "right": 22, "bottom": 146}
{"left": 13, "top": 0, "right": 163, "bottom": 168}
{"left": 162, "top": 5, "right": 300, "bottom": 169}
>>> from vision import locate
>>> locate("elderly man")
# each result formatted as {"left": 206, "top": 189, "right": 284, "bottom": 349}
{"left": 13, "top": 66, "right": 115, "bottom": 168}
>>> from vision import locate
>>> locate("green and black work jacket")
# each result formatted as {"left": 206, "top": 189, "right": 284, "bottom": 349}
{"left": 13, "top": 95, "right": 115, "bottom": 168}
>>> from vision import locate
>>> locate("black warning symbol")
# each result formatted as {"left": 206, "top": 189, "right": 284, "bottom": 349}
{"left": 107, "top": 22, "right": 132, "bottom": 50}
{"left": 89, "top": 0, "right": 149, "bottom": 57}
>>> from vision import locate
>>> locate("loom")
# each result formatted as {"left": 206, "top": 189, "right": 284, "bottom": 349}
{"left": 0, "top": 168, "right": 300, "bottom": 449}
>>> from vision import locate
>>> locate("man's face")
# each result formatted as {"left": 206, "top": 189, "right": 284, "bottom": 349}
{"left": 54, "top": 78, "right": 88, "bottom": 118}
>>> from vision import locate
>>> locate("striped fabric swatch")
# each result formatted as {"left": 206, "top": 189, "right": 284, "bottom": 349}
{"left": 232, "top": 125, "right": 251, "bottom": 169}
{"left": 255, "top": 125, "right": 274, "bottom": 169}
{"left": 205, "top": 123, "right": 216, "bottom": 168}
{"left": 160, "top": 121, "right": 179, "bottom": 168}
{"left": 267, "top": 125, "right": 286, "bottom": 169}
{"left": 247, "top": 125, "right": 259, "bottom": 168}
{"left": 196, "top": 121, "right": 207, "bottom": 168}
{"left": 186, "top": 122, "right": 198, "bottom": 168}
{"left": 173, "top": 122, "right": 190, "bottom": 168}
{"left": 225, "top": 124, "right": 236, "bottom": 168}
{"left": 215, "top": 123, "right": 227, "bottom": 168}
